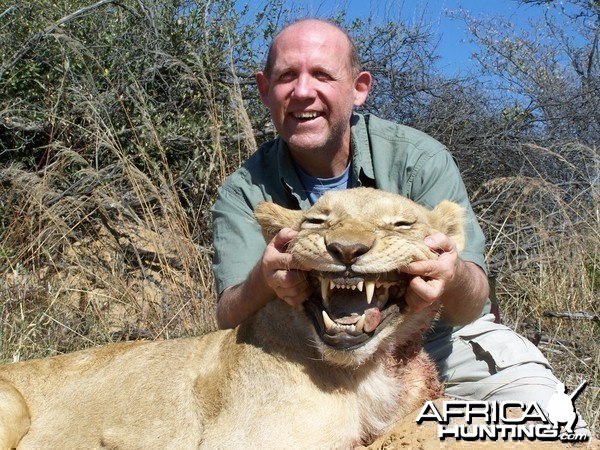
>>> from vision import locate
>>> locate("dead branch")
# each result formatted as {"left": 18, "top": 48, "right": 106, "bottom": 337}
{"left": 543, "top": 311, "right": 600, "bottom": 321}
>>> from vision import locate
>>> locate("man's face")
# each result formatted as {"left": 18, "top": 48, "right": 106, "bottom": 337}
{"left": 256, "top": 21, "right": 371, "bottom": 159}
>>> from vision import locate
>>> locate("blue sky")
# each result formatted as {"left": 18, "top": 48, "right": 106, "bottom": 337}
{"left": 246, "top": 0, "right": 543, "bottom": 76}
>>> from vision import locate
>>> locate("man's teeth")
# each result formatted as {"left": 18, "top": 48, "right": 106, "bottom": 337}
{"left": 295, "top": 111, "right": 319, "bottom": 119}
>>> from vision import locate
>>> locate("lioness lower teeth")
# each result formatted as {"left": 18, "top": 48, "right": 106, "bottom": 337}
{"left": 355, "top": 314, "right": 366, "bottom": 332}
{"left": 321, "top": 310, "right": 368, "bottom": 334}
{"left": 322, "top": 310, "right": 335, "bottom": 330}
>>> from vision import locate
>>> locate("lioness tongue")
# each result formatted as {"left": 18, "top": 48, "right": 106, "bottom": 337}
{"left": 325, "top": 306, "right": 381, "bottom": 334}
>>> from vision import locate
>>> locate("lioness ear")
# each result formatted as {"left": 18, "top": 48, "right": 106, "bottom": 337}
{"left": 429, "top": 201, "right": 466, "bottom": 253}
{"left": 254, "top": 202, "right": 304, "bottom": 242}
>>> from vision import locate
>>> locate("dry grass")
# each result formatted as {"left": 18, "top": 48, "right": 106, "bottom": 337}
{"left": 0, "top": 146, "right": 218, "bottom": 360}
{"left": 472, "top": 142, "right": 600, "bottom": 436}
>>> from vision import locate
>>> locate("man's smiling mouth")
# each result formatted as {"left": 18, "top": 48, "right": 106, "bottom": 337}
{"left": 292, "top": 111, "right": 322, "bottom": 120}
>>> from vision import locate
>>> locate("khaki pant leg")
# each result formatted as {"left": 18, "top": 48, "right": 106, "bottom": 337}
{"left": 424, "top": 315, "right": 589, "bottom": 435}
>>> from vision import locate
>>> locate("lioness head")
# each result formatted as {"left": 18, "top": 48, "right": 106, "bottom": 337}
{"left": 255, "top": 188, "right": 465, "bottom": 366}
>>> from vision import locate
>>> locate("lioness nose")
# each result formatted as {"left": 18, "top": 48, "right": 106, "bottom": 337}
{"left": 327, "top": 242, "right": 370, "bottom": 265}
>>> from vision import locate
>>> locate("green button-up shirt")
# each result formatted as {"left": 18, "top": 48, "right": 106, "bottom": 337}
{"left": 211, "top": 113, "right": 489, "bottom": 337}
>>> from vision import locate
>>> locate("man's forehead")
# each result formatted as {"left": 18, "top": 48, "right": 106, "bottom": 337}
{"left": 276, "top": 19, "right": 346, "bottom": 43}
{"left": 273, "top": 36, "right": 349, "bottom": 71}
{"left": 271, "top": 22, "right": 350, "bottom": 64}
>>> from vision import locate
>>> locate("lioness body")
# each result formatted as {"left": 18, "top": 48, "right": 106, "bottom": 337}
{"left": 0, "top": 188, "right": 463, "bottom": 448}
{"left": 0, "top": 303, "right": 438, "bottom": 448}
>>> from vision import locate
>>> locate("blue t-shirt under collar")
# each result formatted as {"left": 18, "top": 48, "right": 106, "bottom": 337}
{"left": 295, "top": 163, "right": 352, "bottom": 204}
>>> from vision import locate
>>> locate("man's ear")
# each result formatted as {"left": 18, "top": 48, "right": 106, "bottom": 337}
{"left": 353, "top": 71, "right": 372, "bottom": 106}
{"left": 428, "top": 201, "right": 466, "bottom": 252}
{"left": 255, "top": 202, "right": 304, "bottom": 242}
{"left": 255, "top": 71, "right": 270, "bottom": 107}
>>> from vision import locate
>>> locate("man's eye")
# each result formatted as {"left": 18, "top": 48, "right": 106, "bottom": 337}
{"left": 314, "top": 71, "right": 332, "bottom": 81}
{"left": 278, "top": 71, "right": 296, "bottom": 82}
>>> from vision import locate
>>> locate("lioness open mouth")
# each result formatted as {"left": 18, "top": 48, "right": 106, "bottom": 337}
{"left": 304, "top": 271, "right": 408, "bottom": 350}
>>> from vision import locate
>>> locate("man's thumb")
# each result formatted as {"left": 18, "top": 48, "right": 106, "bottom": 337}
{"left": 272, "top": 228, "right": 297, "bottom": 251}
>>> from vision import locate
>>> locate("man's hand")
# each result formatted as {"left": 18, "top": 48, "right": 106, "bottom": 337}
{"left": 261, "top": 228, "right": 311, "bottom": 307}
{"left": 401, "top": 232, "right": 489, "bottom": 325}
{"left": 401, "top": 232, "right": 458, "bottom": 310}
{"left": 216, "top": 228, "right": 311, "bottom": 329}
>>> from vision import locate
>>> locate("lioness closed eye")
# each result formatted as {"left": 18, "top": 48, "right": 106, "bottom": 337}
{"left": 0, "top": 187, "right": 464, "bottom": 449}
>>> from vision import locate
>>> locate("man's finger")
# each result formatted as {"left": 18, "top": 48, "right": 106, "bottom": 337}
{"left": 424, "top": 232, "right": 455, "bottom": 253}
{"left": 408, "top": 276, "right": 442, "bottom": 301}
{"left": 401, "top": 259, "right": 438, "bottom": 276}
{"left": 273, "top": 269, "right": 307, "bottom": 289}
{"left": 275, "top": 270, "right": 311, "bottom": 306}
{"left": 271, "top": 228, "right": 298, "bottom": 252}
{"left": 404, "top": 290, "right": 429, "bottom": 311}
{"left": 269, "top": 229, "right": 308, "bottom": 271}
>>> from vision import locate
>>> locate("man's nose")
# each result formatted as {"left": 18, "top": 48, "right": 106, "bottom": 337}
{"left": 292, "top": 74, "right": 317, "bottom": 99}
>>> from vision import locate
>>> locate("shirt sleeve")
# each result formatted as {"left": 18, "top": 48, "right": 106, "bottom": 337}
{"left": 211, "top": 182, "right": 267, "bottom": 296}
{"left": 409, "top": 150, "right": 488, "bottom": 274}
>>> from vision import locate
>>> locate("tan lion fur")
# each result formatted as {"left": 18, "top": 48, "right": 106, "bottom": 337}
{"left": 0, "top": 187, "right": 464, "bottom": 448}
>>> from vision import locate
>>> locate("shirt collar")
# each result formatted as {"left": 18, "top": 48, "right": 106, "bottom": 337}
{"left": 350, "top": 113, "right": 375, "bottom": 187}
{"left": 276, "top": 138, "right": 312, "bottom": 209}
